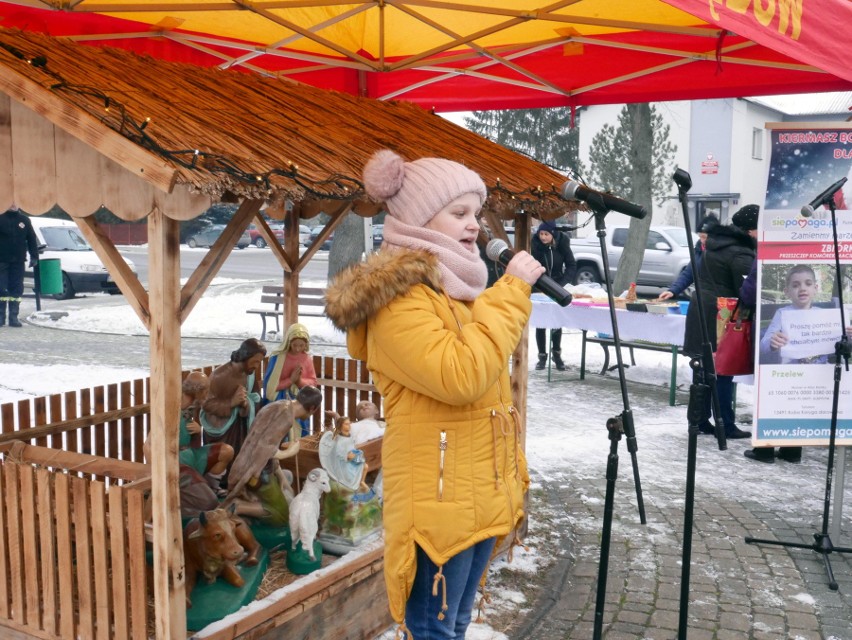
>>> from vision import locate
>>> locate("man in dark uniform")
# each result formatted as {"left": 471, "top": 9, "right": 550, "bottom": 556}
{"left": 0, "top": 207, "right": 39, "bottom": 327}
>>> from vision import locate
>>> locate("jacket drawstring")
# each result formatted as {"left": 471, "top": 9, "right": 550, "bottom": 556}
{"left": 394, "top": 623, "right": 413, "bottom": 639}
{"left": 509, "top": 406, "right": 523, "bottom": 479}
{"left": 432, "top": 565, "right": 448, "bottom": 620}
{"left": 507, "top": 529, "right": 528, "bottom": 563}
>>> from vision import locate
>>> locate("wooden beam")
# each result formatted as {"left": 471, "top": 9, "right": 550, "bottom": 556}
{"left": 3, "top": 441, "right": 149, "bottom": 481}
{"left": 74, "top": 217, "right": 151, "bottom": 330}
{"left": 179, "top": 199, "right": 264, "bottom": 323}
{"left": 147, "top": 209, "right": 185, "bottom": 640}
{"left": 511, "top": 213, "right": 532, "bottom": 448}
{"left": 254, "top": 213, "right": 295, "bottom": 273}
{"left": 0, "top": 63, "right": 178, "bottom": 194}
{"left": 0, "top": 404, "right": 150, "bottom": 446}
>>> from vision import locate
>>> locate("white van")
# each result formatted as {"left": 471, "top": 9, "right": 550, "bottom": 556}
{"left": 25, "top": 217, "right": 136, "bottom": 299}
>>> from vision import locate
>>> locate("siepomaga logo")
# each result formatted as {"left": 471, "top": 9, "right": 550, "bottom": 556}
{"left": 771, "top": 216, "right": 835, "bottom": 229}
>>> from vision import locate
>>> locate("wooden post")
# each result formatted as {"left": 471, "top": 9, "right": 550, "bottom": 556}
{"left": 511, "top": 213, "right": 532, "bottom": 448}
{"left": 147, "top": 209, "right": 185, "bottom": 639}
{"left": 283, "top": 204, "right": 303, "bottom": 328}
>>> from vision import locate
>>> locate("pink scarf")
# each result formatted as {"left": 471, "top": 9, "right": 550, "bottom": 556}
{"left": 382, "top": 215, "right": 487, "bottom": 301}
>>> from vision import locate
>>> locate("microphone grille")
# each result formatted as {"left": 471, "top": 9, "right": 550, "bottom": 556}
{"left": 561, "top": 180, "right": 580, "bottom": 200}
{"left": 485, "top": 238, "right": 508, "bottom": 261}
{"left": 800, "top": 205, "right": 813, "bottom": 218}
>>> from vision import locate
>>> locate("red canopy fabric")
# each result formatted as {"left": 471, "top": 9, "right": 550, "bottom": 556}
{"left": 662, "top": 0, "right": 852, "bottom": 85}
{"left": 0, "top": 2, "right": 849, "bottom": 111}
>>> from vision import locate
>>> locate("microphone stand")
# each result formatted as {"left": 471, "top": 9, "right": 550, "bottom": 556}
{"left": 672, "top": 169, "right": 727, "bottom": 640}
{"left": 588, "top": 197, "right": 646, "bottom": 640}
{"left": 745, "top": 185, "right": 852, "bottom": 589}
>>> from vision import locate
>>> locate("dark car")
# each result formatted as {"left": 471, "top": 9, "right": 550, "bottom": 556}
{"left": 247, "top": 223, "right": 285, "bottom": 248}
{"left": 309, "top": 226, "right": 334, "bottom": 250}
{"left": 186, "top": 224, "right": 251, "bottom": 249}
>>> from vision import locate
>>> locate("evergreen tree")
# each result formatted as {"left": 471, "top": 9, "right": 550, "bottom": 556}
{"left": 587, "top": 104, "right": 677, "bottom": 206}
{"left": 464, "top": 108, "right": 583, "bottom": 176}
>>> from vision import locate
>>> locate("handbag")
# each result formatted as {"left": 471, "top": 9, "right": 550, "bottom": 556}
{"left": 715, "top": 302, "right": 754, "bottom": 376}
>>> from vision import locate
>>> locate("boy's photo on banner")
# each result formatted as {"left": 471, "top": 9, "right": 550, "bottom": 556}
{"left": 755, "top": 123, "right": 852, "bottom": 447}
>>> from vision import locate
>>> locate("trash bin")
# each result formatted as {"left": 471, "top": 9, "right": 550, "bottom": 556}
{"left": 38, "top": 258, "right": 63, "bottom": 295}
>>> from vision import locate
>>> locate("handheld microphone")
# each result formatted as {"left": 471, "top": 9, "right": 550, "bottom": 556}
{"left": 800, "top": 177, "right": 847, "bottom": 217}
{"left": 486, "top": 239, "right": 572, "bottom": 307}
{"left": 561, "top": 180, "right": 647, "bottom": 220}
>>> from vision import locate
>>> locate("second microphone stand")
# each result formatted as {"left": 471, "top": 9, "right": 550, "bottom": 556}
{"left": 589, "top": 200, "right": 646, "bottom": 640}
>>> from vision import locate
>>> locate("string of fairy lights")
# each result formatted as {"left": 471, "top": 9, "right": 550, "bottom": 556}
{"left": 1, "top": 38, "right": 568, "bottom": 210}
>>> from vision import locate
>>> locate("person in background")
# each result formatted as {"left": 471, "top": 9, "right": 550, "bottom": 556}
{"left": 683, "top": 204, "right": 758, "bottom": 440}
{"left": 0, "top": 208, "right": 39, "bottom": 328}
{"left": 658, "top": 214, "right": 719, "bottom": 302}
{"left": 531, "top": 219, "right": 576, "bottom": 371}
{"left": 325, "top": 149, "right": 543, "bottom": 640}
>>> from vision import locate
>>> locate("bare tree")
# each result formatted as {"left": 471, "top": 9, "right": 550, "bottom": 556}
{"left": 327, "top": 211, "right": 368, "bottom": 281}
{"left": 612, "top": 104, "right": 654, "bottom": 295}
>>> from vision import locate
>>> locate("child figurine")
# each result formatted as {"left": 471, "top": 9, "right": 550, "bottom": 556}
{"left": 263, "top": 323, "right": 318, "bottom": 435}
{"left": 318, "top": 416, "right": 370, "bottom": 493}
{"left": 324, "top": 401, "right": 385, "bottom": 446}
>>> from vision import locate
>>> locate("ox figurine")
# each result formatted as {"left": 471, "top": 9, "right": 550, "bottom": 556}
{"left": 183, "top": 507, "right": 261, "bottom": 607}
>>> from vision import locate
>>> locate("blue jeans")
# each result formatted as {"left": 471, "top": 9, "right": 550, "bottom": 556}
{"left": 406, "top": 538, "right": 496, "bottom": 640}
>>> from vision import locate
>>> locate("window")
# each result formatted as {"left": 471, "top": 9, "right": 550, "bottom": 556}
{"left": 646, "top": 231, "right": 668, "bottom": 250}
{"left": 752, "top": 127, "right": 763, "bottom": 160}
{"left": 612, "top": 228, "right": 628, "bottom": 247}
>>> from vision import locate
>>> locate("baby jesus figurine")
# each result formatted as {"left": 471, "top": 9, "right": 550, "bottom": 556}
{"left": 324, "top": 400, "right": 385, "bottom": 446}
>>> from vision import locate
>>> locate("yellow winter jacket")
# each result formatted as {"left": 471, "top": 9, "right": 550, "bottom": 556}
{"left": 325, "top": 249, "right": 531, "bottom": 626}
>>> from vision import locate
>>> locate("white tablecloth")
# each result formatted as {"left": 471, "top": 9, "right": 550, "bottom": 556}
{"left": 530, "top": 295, "right": 686, "bottom": 347}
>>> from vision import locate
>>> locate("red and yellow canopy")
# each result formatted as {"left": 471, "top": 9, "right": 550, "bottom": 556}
{"left": 1, "top": 0, "right": 849, "bottom": 110}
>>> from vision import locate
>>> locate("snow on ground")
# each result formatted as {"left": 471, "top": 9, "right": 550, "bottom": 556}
{"left": 2, "top": 282, "right": 769, "bottom": 637}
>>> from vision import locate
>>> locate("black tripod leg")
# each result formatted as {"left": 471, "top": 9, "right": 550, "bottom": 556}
{"left": 593, "top": 416, "right": 624, "bottom": 640}
{"left": 620, "top": 410, "right": 646, "bottom": 525}
{"left": 678, "top": 371, "right": 707, "bottom": 638}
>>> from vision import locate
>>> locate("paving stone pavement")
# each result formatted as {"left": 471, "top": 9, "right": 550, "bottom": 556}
{"left": 511, "top": 366, "right": 852, "bottom": 640}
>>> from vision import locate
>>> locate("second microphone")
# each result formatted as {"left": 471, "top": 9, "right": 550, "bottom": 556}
{"left": 486, "top": 239, "right": 573, "bottom": 307}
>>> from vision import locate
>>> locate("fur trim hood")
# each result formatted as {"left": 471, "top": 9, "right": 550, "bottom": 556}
{"left": 324, "top": 248, "right": 443, "bottom": 331}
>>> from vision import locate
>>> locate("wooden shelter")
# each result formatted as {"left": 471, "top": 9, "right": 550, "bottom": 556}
{"left": 0, "top": 27, "right": 570, "bottom": 639}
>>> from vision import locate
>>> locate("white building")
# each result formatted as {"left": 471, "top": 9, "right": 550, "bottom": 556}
{"left": 576, "top": 93, "right": 851, "bottom": 230}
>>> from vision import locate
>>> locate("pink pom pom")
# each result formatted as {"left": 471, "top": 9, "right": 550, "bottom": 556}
{"left": 363, "top": 150, "right": 405, "bottom": 201}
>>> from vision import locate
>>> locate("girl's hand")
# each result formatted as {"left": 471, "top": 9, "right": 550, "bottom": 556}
{"left": 658, "top": 291, "right": 674, "bottom": 301}
{"left": 505, "top": 250, "right": 545, "bottom": 286}
{"left": 769, "top": 331, "right": 788, "bottom": 351}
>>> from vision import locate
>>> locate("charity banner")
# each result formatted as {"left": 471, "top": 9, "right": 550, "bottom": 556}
{"left": 754, "top": 123, "right": 852, "bottom": 446}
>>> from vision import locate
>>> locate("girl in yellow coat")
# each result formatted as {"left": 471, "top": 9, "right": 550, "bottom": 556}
{"left": 325, "top": 150, "right": 543, "bottom": 639}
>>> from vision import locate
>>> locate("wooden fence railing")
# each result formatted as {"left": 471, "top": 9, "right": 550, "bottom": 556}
{"left": 0, "top": 447, "right": 149, "bottom": 640}
{"left": 0, "top": 355, "right": 379, "bottom": 639}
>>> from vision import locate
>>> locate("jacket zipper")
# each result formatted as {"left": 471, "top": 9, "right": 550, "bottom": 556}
{"left": 438, "top": 430, "right": 447, "bottom": 501}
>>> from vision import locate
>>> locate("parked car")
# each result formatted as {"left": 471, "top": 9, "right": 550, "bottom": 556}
{"left": 309, "top": 226, "right": 333, "bottom": 250}
{"left": 571, "top": 225, "right": 698, "bottom": 288}
{"left": 186, "top": 224, "right": 251, "bottom": 249}
{"left": 24, "top": 217, "right": 137, "bottom": 300}
{"left": 247, "top": 223, "right": 285, "bottom": 248}
{"left": 299, "top": 225, "right": 311, "bottom": 246}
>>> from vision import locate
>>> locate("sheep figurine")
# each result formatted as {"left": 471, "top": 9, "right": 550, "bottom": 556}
{"left": 289, "top": 468, "right": 331, "bottom": 562}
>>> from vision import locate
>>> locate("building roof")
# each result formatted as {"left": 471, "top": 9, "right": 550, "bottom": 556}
{"left": 746, "top": 92, "right": 852, "bottom": 117}
{"left": 0, "top": 27, "right": 571, "bottom": 220}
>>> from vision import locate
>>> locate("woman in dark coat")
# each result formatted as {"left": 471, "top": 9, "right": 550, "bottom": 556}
{"left": 683, "top": 205, "right": 758, "bottom": 439}
{"left": 531, "top": 220, "right": 577, "bottom": 370}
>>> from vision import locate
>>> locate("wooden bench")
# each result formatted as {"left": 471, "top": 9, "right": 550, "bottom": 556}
{"left": 246, "top": 285, "right": 325, "bottom": 340}
{"left": 579, "top": 330, "right": 684, "bottom": 406}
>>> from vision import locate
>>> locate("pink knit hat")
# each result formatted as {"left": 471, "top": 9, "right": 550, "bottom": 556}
{"left": 362, "top": 150, "right": 487, "bottom": 226}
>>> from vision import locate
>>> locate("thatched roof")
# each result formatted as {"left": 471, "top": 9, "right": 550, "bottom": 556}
{"left": 0, "top": 27, "right": 573, "bottom": 220}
